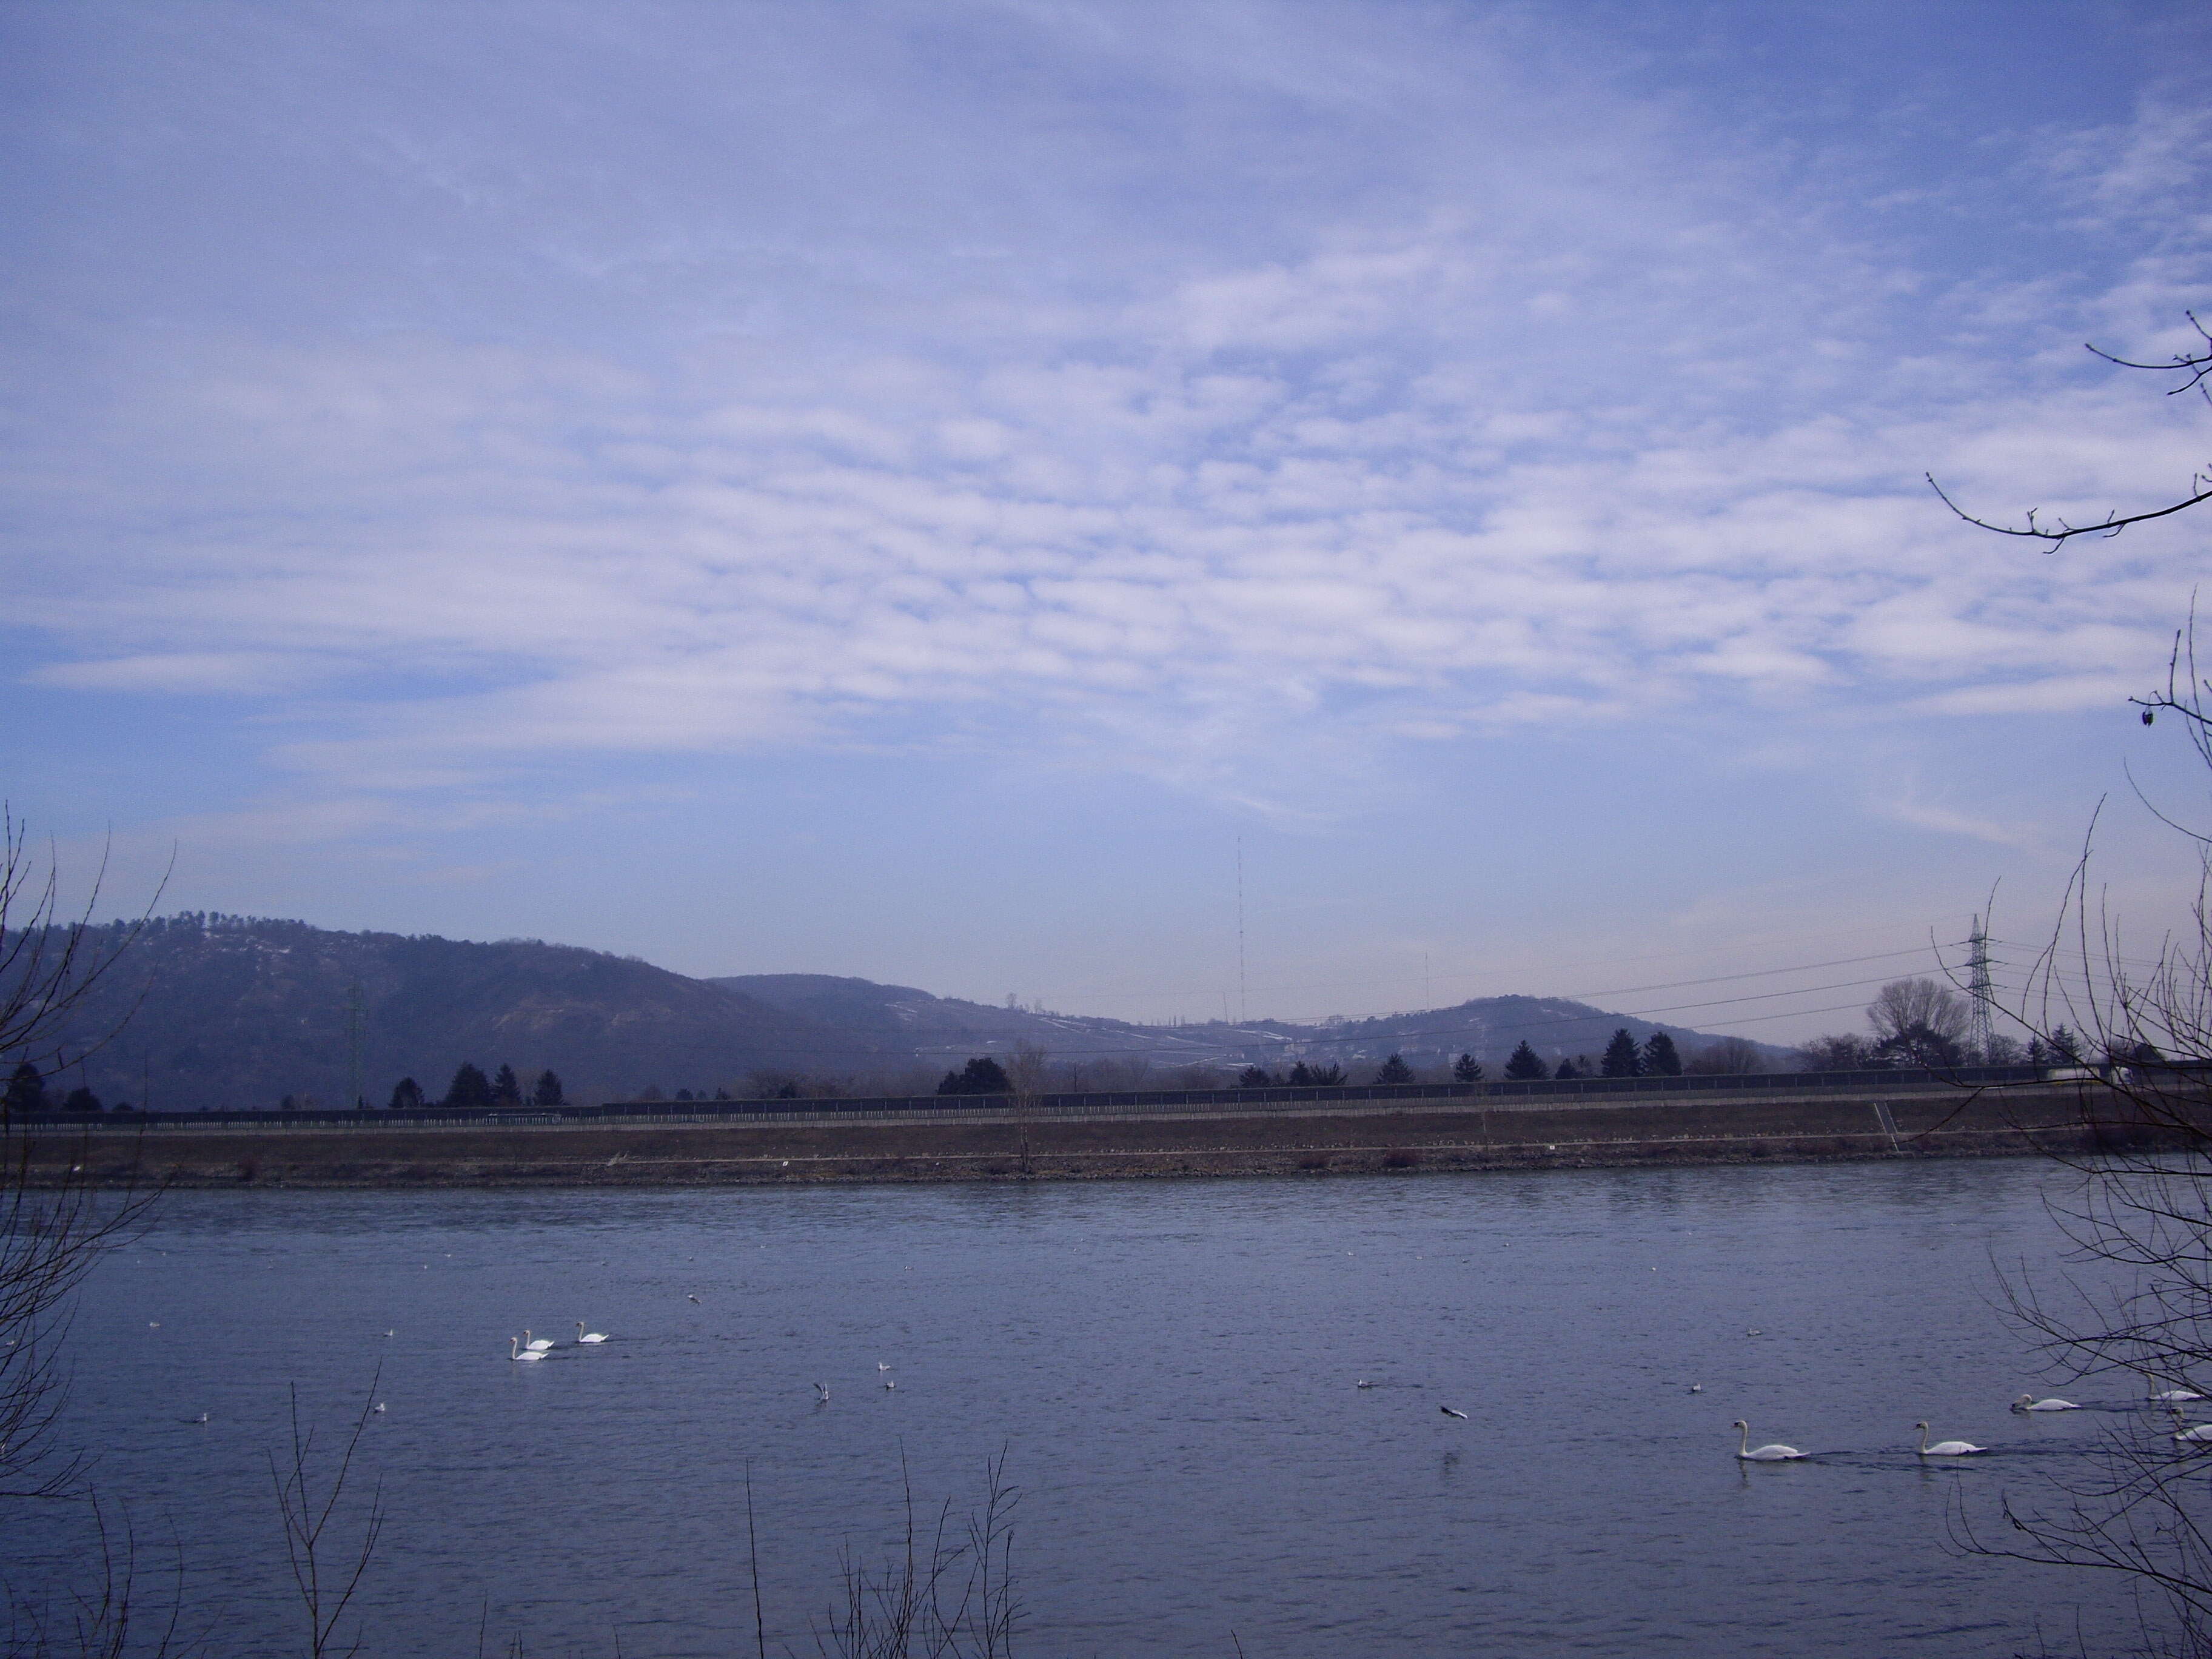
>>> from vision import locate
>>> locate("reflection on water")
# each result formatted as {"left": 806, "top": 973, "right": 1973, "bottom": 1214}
{"left": 32, "top": 1159, "right": 2145, "bottom": 1656}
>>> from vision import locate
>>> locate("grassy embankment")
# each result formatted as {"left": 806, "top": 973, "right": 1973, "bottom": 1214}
{"left": 19, "top": 1081, "right": 2126, "bottom": 1188}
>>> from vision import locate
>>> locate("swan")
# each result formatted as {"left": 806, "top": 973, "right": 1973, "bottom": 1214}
{"left": 2140, "top": 1371, "right": 2203, "bottom": 1402}
{"left": 1734, "top": 1421, "right": 1806, "bottom": 1461}
{"left": 1914, "top": 1422, "right": 1986, "bottom": 1456}
{"left": 2176, "top": 1422, "right": 2212, "bottom": 1444}
{"left": 509, "top": 1337, "right": 546, "bottom": 1362}
{"left": 2013, "top": 1394, "right": 2079, "bottom": 1412}
{"left": 576, "top": 1322, "right": 608, "bottom": 1344}
{"left": 1440, "top": 1406, "right": 1469, "bottom": 1420}
{"left": 523, "top": 1330, "right": 554, "bottom": 1352}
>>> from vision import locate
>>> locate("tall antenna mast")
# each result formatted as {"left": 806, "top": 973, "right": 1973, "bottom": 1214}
{"left": 1235, "top": 837, "right": 1247, "bottom": 1025}
{"left": 1965, "top": 917, "right": 1996, "bottom": 1061}
{"left": 346, "top": 982, "right": 365, "bottom": 1110}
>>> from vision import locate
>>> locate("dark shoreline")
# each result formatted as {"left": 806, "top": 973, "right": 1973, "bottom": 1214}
{"left": 19, "top": 1083, "right": 2117, "bottom": 1188}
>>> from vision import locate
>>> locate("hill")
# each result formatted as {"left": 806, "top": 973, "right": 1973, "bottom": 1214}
{"left": 7, "top": 916, "right": 1791, "bottom": 1112}
{"left": 17, "top": 916, "right": 877, "bottom": 1113}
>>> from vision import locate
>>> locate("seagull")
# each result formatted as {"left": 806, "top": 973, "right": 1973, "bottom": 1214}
{"left": 1356, "top": 1379, "right": 1376, "bottom": 1389}
{"left": 1689, "top": 1384, "right": 1703, "bottom": 1393}
{"left": 383, "top": 1330, "right": 394, "bottom": 1338}
{"left": 148, "top": 1322, "right": 160, "bottom": 1329}
{"left": 372, "top": 1403, "right": 386, "bottom": 1414}
{"left": 879, "top": 1362, "right": 893, "bottom": 1372}
{"left": 1745, "top": 1329, "right": 1762, "bottom": 1336}
{"left": 687, "top": 1294, "right": 702, "bottom": 1304}
{"left": 884, "top": 1377, "right": 896, "bottom": 1390}
{"left": 1440, "top": 1406, "right": 1469, "bottom": 1420}
{"left": 814, "top": 1381, "right": 831, "bottom": 1403}
{"left": 183, "top": 1413, "right": 208, "bottom": 1424}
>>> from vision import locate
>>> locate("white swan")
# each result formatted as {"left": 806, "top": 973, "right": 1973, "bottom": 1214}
{"left": 509, "top": 1337, "right": 545, "bottom": 1362}
{"left": 1914, "top": 1421, "right": 1986, "bottom": 1456}
{"left": 524, "top": 1330, "right": 554, "bottom": 1352}
{"left": 2013, "top": 1394, "right": 2079, "bottom": 1412}
{"left": 2176, "top": 1423, "right": 2212, "bottom": 1444}
{"left": 1734, "top": 1421, "right": 1806, "bottom": 1461}
{"left": 2142, "top": 1371, "right": 2203, "bottom": 1402}
{"left": 576, "top": 1322, "right": 607, "bottom": 1344}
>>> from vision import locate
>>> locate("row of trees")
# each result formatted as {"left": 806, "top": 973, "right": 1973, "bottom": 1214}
{"left": 2, "top": 1060, "right": 133, "bottom": 1114}
{"left": 384, "top": 1061, "right": 565, "bottom": 1111}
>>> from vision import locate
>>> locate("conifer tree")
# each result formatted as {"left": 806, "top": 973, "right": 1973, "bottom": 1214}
{"left": 1641, "top": 1031, "right": 1683, "bottom": 1076}
{"left": 60, "top": 1085, "right": 101, "bottom": 1113}
{"left": 491, "top": 1063, "right": 522, "bottom": 1106}
{"left": 532, "top": 1070, "right": 565, "bottom": 1107}
{"left": 443, "top": 1061, "right": 492, "bottom": 1109}
{"left": 1374, "top": 1053, "right": 1414, "bottom": 1085}
{"left": 1601, "top": 1028, "right": 1641, "bottom": 1078}
{"left": 1236, "top": 1065, "right": 1275, "bottom": 1087}
{"left": 1554, "top": 1056, "right": 1580, "bottom": 1079}
{"left": 1288, "top": 1061, "right": 1315, "bottom": 1086}
{"left": 1503, "top": 1041, "right": 1547, "bottom": 1080}
{"left": 1452, "top": 1052, "right": 1483, "bottom": 1083}
{"left": 387, "top": 1077, "right": 424, "bottom": 1111}
{"left": 4, "top": 1061, "right": 45, "bottom": 1114}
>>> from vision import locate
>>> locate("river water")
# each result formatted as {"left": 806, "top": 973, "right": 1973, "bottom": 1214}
{"left": 19, "top": 1159, "right": 2154, "bottom": 1656}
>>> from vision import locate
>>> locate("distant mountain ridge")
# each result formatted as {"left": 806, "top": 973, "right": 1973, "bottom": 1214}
{"left": 11, "top": 916, "right": 1787, "bottom": 1113}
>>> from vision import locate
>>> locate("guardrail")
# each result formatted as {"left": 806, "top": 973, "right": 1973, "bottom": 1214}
{"left": 1, "top": 1062, "right": 2103, "bottom": 1133}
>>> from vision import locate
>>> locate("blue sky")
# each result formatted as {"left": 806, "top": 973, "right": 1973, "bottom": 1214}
{"left": 4, "top": 1, "right": 2209, "bottom": 1041}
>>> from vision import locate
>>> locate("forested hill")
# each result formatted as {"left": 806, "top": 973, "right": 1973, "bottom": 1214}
{"left": 15, "top": 916, "right": 876, "bottom": 1114}
{"left": 6, "top": 916, "right": 1788, "bottom": 1113}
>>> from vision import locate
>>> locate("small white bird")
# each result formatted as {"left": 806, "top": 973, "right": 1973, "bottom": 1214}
{"left": 878, "top": 1362, "right": 892, "bottom": 1372}
{"left": 1440, "top": 1406, "right": 1469, "bottom": 1420}
{"left": 576, "top": 1322, "right": 608, "bottom": 1344}
{"left": 815, "top": 1381, "right": 831, "bottom": 1402}
{"left": 2014, "top": 1395, "right": 2080, "bottom": 1412}
{"left": 1914, "top": 1422, "right": 1985, "bottom": 1456}
{"left": 148, "top": 1322, "right": 160, "bottom": 1329}
{"left": 184, "top": 1412, "right": 208, "bottom": 1424}
{"left": 1734, "top": 1421, "right": 1806, "bottom": 1461}
{"left": 372, "top": 1403, "right": 386, "bottom": 1415}
{"left": 383, "top": 1330, "right": 394, "bottom": 1338}
{"left": 687, "top": 1294, "right": 701, "bottom": 1305}
{"left": 1689, "top": 1384, "right": 1703, "bottom": 1394}
{"left": 509, "top": 1338, "right": 545, "bottom": 1363}
{"left": 1356, "top": 1379, "right": 1376, "bottom": 1389}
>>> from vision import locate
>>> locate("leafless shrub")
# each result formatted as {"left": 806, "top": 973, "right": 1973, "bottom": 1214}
{"left": 812, "top": 1452, "right": 1021, "bottom": 1659}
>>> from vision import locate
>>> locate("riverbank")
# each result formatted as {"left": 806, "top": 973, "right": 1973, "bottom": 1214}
{"left": 18, "top": 1081, "right": 2123, "bottom": 1187}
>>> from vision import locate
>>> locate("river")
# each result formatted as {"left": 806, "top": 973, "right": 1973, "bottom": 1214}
{"left": 22, "top": 1158, "right": 2150, "bottom": 1655}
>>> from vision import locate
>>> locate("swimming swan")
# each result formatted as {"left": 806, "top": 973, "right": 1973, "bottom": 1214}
{"left": 1734, "top": 1421, "right": 1806, "bottom": 1461}
{"left": 509, "top": 1338, "right": 546, "bottom": 1362}
{"left": 1914, "top": 1422, "right": 1986, "bottom": 1456}
{"left": 2176, "top": 1422, "right": 2212, "bottom": 1444}
{"left": 524, "top": 1330, "right": 554, "bottom": 1352}
{"left": 2013, "top": 1395, "right": 2079, "bottom": 1412}
{"left": 576, "top": 1322, "right": 608, "bottom": 1344}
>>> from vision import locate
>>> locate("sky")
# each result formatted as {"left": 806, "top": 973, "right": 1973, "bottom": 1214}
{"left": 4, "top": 1, "right": 2210, "bottom": 1043}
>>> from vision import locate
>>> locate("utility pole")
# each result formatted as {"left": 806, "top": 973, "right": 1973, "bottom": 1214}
{"left": 1235, "top": 837, "right": 1247, "bottom": 1025}
{"left": 1965, "top": 918, "right": 1996, "bottom": 1062}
